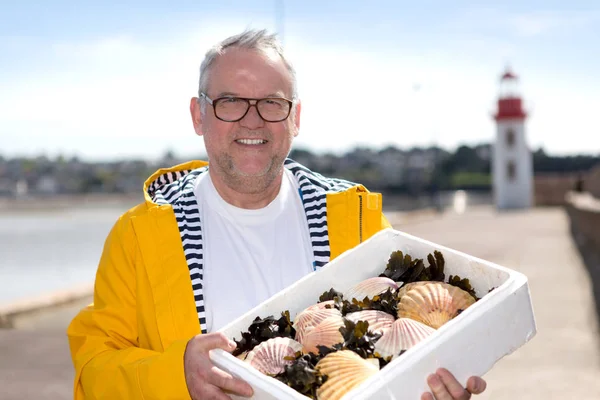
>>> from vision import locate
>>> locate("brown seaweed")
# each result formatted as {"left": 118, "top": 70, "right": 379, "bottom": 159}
{"left": 275, "top": 352, "right": 326, "bottom": 399}
{"left": 380, "top": 250, "right": 425, "bottom": 283}
{"left": 319, "top": 288, "right": 343, "bottom": 303}
{"left": 233, "top": 311, "right": 296, "bottom": 356}
{"left": 316, "top": 319, "right": 382, "bottom": 360}
{"left": 447, "top": 275, "right": 478, "bottom": 300}
{"left": 328, "top": 291, "right": 398, "bottom": 317}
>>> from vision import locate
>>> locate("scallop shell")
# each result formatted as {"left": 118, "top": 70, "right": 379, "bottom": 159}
{"left": 316, "top": 350, "right": 379, "bottom": 400}
{"left": 294, "top": 307, "right": 341, "bottom": 343}
{"left": 343, "top": 277, "right": 400, "bottom": 301}
{"left": 302, "top": 300, "right": 337, "bottom": 313}
{"left": 300, "top": 315, "right": 345, "bottom": 354}
{"left": 396, "top": 281, "right": 428, "bottom": 300}
{"left": 374, "top": 318, "right": 436, "bottom": 358}
{"left": 397, "top": 282, "right": 476, "bottom": 329}
{"left": 345, "top": 310, "right": 395, "bottom": 334}
{"left": 245, "top": 337, "right": 303, "bottom": 376}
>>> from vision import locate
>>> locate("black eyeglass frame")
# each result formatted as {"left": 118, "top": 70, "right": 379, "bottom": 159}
{"left": 199, "top": 92, "right": 294, "bottom": 122}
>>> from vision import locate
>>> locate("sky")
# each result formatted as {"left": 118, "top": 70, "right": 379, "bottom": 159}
{"left": 1, "top": 0, "right": 599, "bottom": 161}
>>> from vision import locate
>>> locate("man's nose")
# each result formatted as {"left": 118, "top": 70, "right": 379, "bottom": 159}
{"left": 239, "top": 103, "right": 265, "bottom": 129}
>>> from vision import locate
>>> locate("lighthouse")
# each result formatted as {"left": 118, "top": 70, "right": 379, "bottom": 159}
{"left": 492, "top": 68, "right": 534, "bottom": 209}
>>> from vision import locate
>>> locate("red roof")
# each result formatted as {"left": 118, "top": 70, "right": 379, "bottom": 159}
{"left": 501, "top": 70, "right": 518, "bottom": 80}
{"left": 494, "top": 98, "right": 527, "bottom": 121}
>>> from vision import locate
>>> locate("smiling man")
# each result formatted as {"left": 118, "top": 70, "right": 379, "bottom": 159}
{"left": 67, "top": 29, "right": 486, "bottom": 400}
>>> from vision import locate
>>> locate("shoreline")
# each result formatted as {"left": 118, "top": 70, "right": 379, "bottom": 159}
{"left": 0, "top": 283, "right": 94, "bottom": 329}
{"left": 0, "top": 193, "right": 142, "bottom": 213}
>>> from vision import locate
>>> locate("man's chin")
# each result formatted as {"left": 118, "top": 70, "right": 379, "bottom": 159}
{"left": 234, "top": 167, "right": 269, "bottom": 178}
{"left": 232, "top": 160, "right": 274, "bottom": 178}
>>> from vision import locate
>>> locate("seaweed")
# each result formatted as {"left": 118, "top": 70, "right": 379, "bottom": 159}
{"left": 448, "top": 275, "right": 478, "bottom": 300}
{"left": 316, "top": 319, "right": 382, "bottom": 360}
{"left": 277, "top": 319, "right": 384, "bottom": 398}
{"left": 380, "top": 250, "right": 425, "bottom": 283}
{"left": 336, "top": 298, "right": 363, "bottom": 315}
{"left": 346, "top": 288, "right": 399, "bottom": 316}
{"left": 232, "top": 311, "right": 296, "bottom": 356}
{"left": 319, "top": 288, "right": 343, "bottom": 302}
{"left": 380, "top": 250, "right": 447, "bottom": 284}
{"left": 383, "top": 250, "right": 481, "bottom": 301}
{"left": 424, "top": 251, "right": 446, "bottom": 282}
{"left": 275, "top": 352, "right": 325, "bottom": 399}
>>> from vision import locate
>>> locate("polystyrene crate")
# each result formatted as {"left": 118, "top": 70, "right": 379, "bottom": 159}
{"left": 211, "top": 228, "right": 537, "bottom": 399}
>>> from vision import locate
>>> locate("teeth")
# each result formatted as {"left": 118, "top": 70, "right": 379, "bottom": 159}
{"left": 236, "top": 139, "right": 266, "bottom": 145}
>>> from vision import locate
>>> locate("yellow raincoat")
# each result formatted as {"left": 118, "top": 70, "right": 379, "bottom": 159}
{"left": 67, "top": 159, "right": 391, "bottom": 399}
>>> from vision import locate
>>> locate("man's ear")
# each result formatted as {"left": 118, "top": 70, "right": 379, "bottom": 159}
{"left": 293, "top": 100, "right": 301, "bottom": 136}
{"left": 190, "top": 97, "right": 204, "bottom": 136}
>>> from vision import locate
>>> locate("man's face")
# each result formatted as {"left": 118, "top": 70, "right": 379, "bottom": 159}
{"left": 190, "top": 48, "right": 301, "bottom": 194}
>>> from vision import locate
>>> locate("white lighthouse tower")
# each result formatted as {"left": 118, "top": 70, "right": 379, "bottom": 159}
{"left": 492, "top": 68, "right": 534, "bottom": 209}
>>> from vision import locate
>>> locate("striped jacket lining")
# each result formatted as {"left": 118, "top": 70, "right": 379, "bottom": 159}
{"left": 148, "top": 159, "right": 357, "bottom": 333}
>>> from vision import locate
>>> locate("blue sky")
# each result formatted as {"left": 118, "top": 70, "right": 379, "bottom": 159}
{"left": 1, "top": 0, "right": 599, "bottom": 161}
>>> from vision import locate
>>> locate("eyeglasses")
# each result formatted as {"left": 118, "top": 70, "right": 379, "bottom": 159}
{"left": 199, "top": 92, "right": 293, "bottom": 122}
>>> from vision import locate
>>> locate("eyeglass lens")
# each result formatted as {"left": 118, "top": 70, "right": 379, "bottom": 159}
{"left": 214, "top": 98, "right": 290, "bottom": 122}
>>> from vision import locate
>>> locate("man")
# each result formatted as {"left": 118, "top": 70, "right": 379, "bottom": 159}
{"left": 67, "top": 29, "right": 486, "bottom": 400}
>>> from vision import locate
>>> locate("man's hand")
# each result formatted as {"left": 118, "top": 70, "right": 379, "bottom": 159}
{"left": 421, "top": 368, "right": 486, "bottom": 400}
{"left": 184, "top": 332, "right": 254, "bottom": 400}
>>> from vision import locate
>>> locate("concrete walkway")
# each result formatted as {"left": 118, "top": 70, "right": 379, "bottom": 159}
{"left": 1, "top": 206, "right": 599, "bottom": 399}
{"left": 389, "top": 207, "right": 600, "bottom": 400}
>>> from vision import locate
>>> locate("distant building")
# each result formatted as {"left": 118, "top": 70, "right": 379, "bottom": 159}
{"left": 15, "top": 179, "right": 28, "bottom": 197}
{"left": 35, "top": 176, "right": 59, "bottom": 194}
{"left": 492, "top": 68, "right": 534, "bottom": 209}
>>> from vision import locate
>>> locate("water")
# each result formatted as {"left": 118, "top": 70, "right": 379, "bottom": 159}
{"left": 0, "top": 205, "right": 133, "bottom": 304}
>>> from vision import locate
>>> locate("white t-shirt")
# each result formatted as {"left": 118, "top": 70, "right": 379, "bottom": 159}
{"left": 194, "top": 169, "right": 315, "bottom": 332}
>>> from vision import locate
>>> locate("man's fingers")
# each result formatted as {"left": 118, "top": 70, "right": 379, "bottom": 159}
{"left": 466, "top": 376, "right": 487, "bottom": 395}
{"left": 436, "top": 368, "right": 472, "bottom": 400}
{"left": 421, "top": 392, "right": 435, "bottom": 400}
{"left": 208, "top": 366, "right": 254, "bottom": 398}
{"left": 427, "top": 373, "right": 453, "bottom": 400}
{"left": 201, "top": 383, "right": 234, "bottom": 400}
{"left": 197, "top": 332, "right": 237, "bottom": 353}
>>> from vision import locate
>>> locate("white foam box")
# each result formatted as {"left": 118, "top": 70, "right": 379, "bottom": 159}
{"left": 211, "top": 228, "right": 537, "bottom": 399}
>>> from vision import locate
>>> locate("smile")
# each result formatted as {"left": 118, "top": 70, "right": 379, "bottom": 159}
{"left": 235, "top": 139, "right": 267, "bottom": 145}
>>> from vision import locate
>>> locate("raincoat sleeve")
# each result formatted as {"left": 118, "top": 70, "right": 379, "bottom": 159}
{"left": 66, "top": 214, "right": 192, "bottom": 400}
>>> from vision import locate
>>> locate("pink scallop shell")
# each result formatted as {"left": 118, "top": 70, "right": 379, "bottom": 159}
{"left": 374, "top": 317, "right": 436, "bottom": 358}
{"left": 245, "top": 337, "right": 304, "bottom": 376}
{"left": 343, "top": 277, "right": 399, "bottom": 301}
{"left": 345, "top": 310, "right": 395, "bottom": 334}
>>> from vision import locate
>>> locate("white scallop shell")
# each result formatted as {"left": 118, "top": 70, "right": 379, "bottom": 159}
{"left": 374, "top": 317, "right": 436, "bottom": 358}
{"left": 294, "top": 307, "right": 341, "bottom": 343}
{"left": 343, "top": 277, "right": 399, "bottom": 301}
{"left": 345, "top": 310, "right": 395, "bottom": 334}
{"left": 300, "top": 315, "right": 345, "bottom": 354}
{"left": 245, "top": 337, "right": 303, "bottom": 376}
{"left": 300, "top": 300, "right": 336, "bottom": 314}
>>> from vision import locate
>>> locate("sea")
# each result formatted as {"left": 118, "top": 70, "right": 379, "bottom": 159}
{"left": 0, "top": 202, "right": 136, "bottom": 304}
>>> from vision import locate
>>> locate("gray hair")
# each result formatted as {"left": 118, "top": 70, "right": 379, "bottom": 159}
{"left": 197, "top": 29, "right": 298, "bottom": 105}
